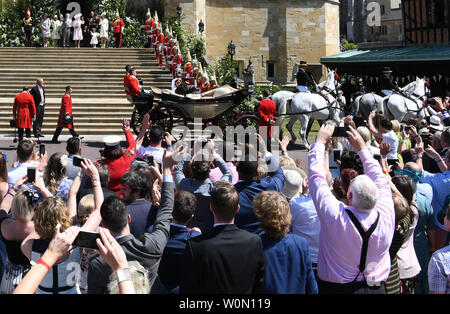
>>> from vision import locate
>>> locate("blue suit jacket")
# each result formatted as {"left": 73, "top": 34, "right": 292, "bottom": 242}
{"left": 261, "top": 233, "right": 318, "bottom": 294}
{"left": 234, "top": 156, "right": 285, "bottom": 234}
{"left": 127, "top": 199, "right": 155, "bottom": 240}
{"left": 158, "top": 224, "right": 201, "bottom": 292}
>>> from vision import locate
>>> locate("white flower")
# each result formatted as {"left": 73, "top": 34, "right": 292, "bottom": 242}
{"left": 2, "top": 34, "right": 6, "bottom": 39}
{"left": 60, "top": 155, "right": 68, "bottom": 168}
{"left": 126, "top": 17, "right": 131, "bottom": 23}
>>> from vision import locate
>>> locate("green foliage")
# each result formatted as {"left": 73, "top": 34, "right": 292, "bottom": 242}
{"left": 341, "top": 39, "right": 357, "bottom": 51}
{"left": 209, "top": 51, "right": 239, "bottom": 86}
{"left": 164, "top": 13, "right": 206, "bottom": 64}
{"left": 0, "top": 0, "right": 59, "bottom": 47}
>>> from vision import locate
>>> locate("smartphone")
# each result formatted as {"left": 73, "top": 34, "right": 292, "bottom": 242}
{"left": 333, "top": 149, "right": 340, "bottom": 162}
{"left": 72, "top": 156, "right": 83, "bottom": 167}
{"left": 332, "top": 126, "right": 349, "bottom": 137}
{"left": 387, "top": 159, "right": 399, "bottom": 168}
{"left": 73, "top": 231, "right": 101, "bottom": 249}
{"left": 27, "top": 167, "right": 36, "bottom": 183}
{"left": 146, "top": 155, "right": 154, "bottom": 166}
{"left": 39, "top": 144, "right": 45, "bottom": 156}
{"left": 374, "top": 154, "right": 382, "bottom": 164}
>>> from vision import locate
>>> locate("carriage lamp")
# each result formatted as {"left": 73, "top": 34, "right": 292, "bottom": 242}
{"left": 228, "top": 41, "right": 236, "bottom": 59}
{"left": 177, "top": 4, "right": 182, "bottom": 17}
{"left": 198, "top": 20, "right": 204, "bottom": 34}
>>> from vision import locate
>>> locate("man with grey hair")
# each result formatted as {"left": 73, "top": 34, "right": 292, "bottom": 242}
{"left": 30, "top": 78, "right": 45, "bottom": 137}
{"left": 308, "top": 124, "right": 395, "bottom": 294}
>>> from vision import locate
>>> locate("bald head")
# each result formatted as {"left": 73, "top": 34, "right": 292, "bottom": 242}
{"left": 404, "top": 162, "right": 422, "bottom": 175}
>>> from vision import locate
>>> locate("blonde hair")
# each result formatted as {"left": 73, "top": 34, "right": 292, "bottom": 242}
{"left": 77, "top": 194, "right": 95, "bottom": 225}
{"left": 34, "top": 197, "right": 72, "bottom": 240}
{"left": 11, "top": 189, "right": 34, "bottom": 222}
{"left": 107, "top": 261, "right": 150, "bottom": 294}
{"left": 279, "top": 156, "right": 296, "bottom": 168}
{"left": 253, "top": 191, "right": 291, "bottom": 238}
{"left": 391, "top": 120, "right": 401, "bottom": 133}
{"left": 356, "top": 126, "right": 372, "bottom": 143}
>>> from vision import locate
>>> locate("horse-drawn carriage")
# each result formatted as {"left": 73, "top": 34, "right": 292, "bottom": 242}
{"left": 127, "top": 85, "right": 253, "bottom": 139}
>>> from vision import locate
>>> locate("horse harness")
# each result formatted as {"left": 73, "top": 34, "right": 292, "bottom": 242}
{"left": 278, "top": 86, "right": 341, "bottom": 118}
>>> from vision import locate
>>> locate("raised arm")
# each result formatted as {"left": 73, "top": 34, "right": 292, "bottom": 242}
{"left": 135, "top": 114, "right": 151, "bottom": 149}
{"left": 142, "top": 148, "right": 184, "bottom": 253}
{"left": 209, "top": 140, "right": 232, "bottom": 182}
{"left": 308, "top": 124, "right": 343, "bottom": 221}
{"left": 80, "top": 159, "right": 103, "bottom": 232}
{"left": 67, "top": 170, "right": 82, "bottom": 224}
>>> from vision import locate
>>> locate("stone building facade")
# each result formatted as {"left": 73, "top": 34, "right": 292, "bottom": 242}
{"left": 341, "top": 0, "right": 403, "bottom": 48}
{"left": 164, "top": 0, "right": 340, "bottom": 84}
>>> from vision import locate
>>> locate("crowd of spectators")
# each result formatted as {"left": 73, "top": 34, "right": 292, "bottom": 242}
{"left": 0, "top": 109, "right": 448, "bottom": 294}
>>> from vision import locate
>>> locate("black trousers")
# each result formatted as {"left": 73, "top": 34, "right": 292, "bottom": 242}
{"left": 24, "top": 26, "right": 32, "bottom": 47}
{"left": 18, "top": 128, "right": 31, "bottom": 142}
{"left": 114, "top": 32, "right": 122, "bottom": 48}
{"left": 33, "top": 105, "right": 45, "bottom": 135}
{"left": 52, "top": 126, "right": 78, "bottom": 141}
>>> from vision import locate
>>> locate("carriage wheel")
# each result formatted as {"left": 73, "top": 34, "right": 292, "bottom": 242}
{"left": 149, "top": 105, "right": 188, "bottom": 141}
{"left": 131, "top": 106, "right": 146, "bottom": 136}
{"left": 234, "top": 115, "right": 259, "bottom": 129}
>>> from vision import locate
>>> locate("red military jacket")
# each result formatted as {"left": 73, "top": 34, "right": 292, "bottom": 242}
{"left": 57, "top": 93, "right": 73, "bottom": 129}
{"left": 13, "top": 92, "right": 36, "bottom": 129}
{"left": 112, "top": 18, "right": 124, "bottom": 33}
{"left": 258, "top": 98, "right": 277, "bottom": 138}
{"left": 144, "top": 18, "right": 153, "bottom": 33}
{"left": 103, "top": 129, "right": 137, "bottom": 194}
{"left": 124, "top": 75, "right": 140, "bottom": 97}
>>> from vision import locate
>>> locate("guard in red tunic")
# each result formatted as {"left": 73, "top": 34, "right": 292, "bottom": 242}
{"left": 100, "top": 120, "right": 137, "bottom": 194}
{"left": 151, "top": 12, "right": 159, "bottom": 48}
{"left": 144, "top": 9, "right": 153, "bottom": 48}
{"left": 51, "top": 86, "right": 79, "bottom": 143}
{"left": 156, "top": 27, "right": 164, "bottom": 67}
{"left": 257, "top": 89, "right": 277, "bottom": 151}
{"left": 112, "top": 11, "right": 124, "bottom": 48}
{"left": 13, "top": 87, "right": 36, "bottom": 142}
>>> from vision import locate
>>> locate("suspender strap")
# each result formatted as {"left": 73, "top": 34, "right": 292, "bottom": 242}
{"left": 345, "top": 209, "right": 380, "bottom": 281}
{"left": 52, "top": 265, "right": 59, "bottom": 294}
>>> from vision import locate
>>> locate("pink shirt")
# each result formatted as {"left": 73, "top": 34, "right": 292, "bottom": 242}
{"left": 209, "top": 162, "right": 238, "bottom": 185}
{"left": 308, "top": 143, "right": 395, "bottom": 284}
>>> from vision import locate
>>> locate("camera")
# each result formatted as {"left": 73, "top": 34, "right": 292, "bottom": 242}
{"left": 332, "top": 126, "right": 349, "bottom": 137}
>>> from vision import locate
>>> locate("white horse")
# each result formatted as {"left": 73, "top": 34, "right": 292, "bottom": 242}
{"left": 384, "top": 77, "right": 428, "bottom": 122}
{"left": 354, "top": 93, "right": 385, "bottom": 120}
{"left": 272, "top": 73, "right": 346, "bottom": 145}
{"left": 275, "top": 70, "right": 342, "bottom": 149}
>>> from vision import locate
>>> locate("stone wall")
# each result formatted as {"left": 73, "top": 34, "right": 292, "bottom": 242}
{"left": 163, "top": 0, "right": 340, "bottom": 84}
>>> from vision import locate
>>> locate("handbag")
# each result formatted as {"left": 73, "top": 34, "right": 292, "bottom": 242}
{"left": 62, "top": 113, "right": 73, "bottom": 124}
{"left": 10, "top": 119, "right": 15, "bottom": 128}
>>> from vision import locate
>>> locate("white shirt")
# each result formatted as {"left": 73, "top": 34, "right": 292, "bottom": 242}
{"left": 136, "top": 145, "right": 164, "bottom": 164}
{"left": 7, "top": 161, "right": 40, "bottom": 185}
{"left": 38, "top": 85, "right": 44, "bottom": 106}
{"left": 382, "top": 130, "right": 399, "bottom": 160}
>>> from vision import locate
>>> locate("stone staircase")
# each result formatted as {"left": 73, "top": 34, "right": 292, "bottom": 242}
{"left": 0, "top": 47, "right": 172, "bottom": 136}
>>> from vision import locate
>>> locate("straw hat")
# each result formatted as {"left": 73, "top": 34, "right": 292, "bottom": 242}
{"left": 429, "top": 115, "right": 444, "bottom": 132}
{"left": 281, "top": 165, "right": 306, "bottom": 200}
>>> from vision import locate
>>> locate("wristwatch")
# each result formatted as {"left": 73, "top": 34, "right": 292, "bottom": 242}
{"left": 113, "top": 268, "right": 132, "bottom": 283}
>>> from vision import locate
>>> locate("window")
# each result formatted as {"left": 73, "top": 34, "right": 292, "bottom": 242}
{"left": 267, "top": 62, "right": 275, "bottom": 79}
{"left": 427, "top": 0, "right": 449, "bottom": 26}
{"left": 381, "top": 5, "right": 385, "bottom": 15}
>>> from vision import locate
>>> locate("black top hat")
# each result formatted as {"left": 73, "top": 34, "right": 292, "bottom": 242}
{"left": 299, "top": 61, "right": 308, "bottom": 66}
{"left": 383, "top": 66, "right": 392, "bottom": 73}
